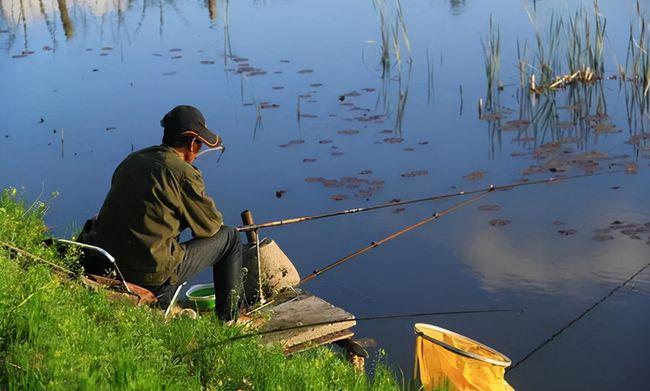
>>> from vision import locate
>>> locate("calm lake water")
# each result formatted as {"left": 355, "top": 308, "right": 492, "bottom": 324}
{"left": 2, "top": 0, "right": 650, "bottom": 389}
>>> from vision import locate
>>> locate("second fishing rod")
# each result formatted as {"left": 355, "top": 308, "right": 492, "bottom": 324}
{"left": 236, "top": 170, "right": 621, "bottom": 233}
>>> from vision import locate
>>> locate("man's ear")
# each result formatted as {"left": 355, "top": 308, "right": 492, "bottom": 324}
{"left": 191, "top": 138, "right": 201, "bottom": 153}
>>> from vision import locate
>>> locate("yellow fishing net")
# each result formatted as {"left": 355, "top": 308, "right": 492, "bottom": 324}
{"left": 414, "top": 323, "right": 514, "bottom": 391}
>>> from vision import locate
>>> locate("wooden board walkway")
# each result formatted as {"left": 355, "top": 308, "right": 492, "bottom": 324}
{"left": 252, "top": 289, "right": 357, "bottom": 355}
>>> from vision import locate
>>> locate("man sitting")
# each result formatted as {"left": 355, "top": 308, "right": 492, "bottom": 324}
{"left": 80, "top": 105, "right": 242, "bottom": 321}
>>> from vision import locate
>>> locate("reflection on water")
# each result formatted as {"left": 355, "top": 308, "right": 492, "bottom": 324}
{"left": 2, "top": 0, "right": 650, "bottom": 389}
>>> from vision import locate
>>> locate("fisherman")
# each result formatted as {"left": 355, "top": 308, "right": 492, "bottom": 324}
{"left": 79, "top": 105, "right": 242, "bottom": 321}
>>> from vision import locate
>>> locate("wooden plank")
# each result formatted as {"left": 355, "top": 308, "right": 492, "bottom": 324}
{"left": 259, "top": 295, "right": 356, "bottom": 349}
{"left": 283, "top": 330, "right": 354, "bottom": 355}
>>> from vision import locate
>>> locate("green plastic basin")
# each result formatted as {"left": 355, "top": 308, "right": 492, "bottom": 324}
{"left": 186, "top": 283, "right": 216, "bottom": 311}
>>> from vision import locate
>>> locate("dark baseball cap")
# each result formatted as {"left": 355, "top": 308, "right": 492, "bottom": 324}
{"left": 161, "top": 105, "right": 221, "bottom": 147}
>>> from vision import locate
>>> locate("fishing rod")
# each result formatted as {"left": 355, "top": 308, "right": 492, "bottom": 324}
{"left": 298, "top": 187, "right": 495, "bottom": 285}
{"left": 237, "top": 170, "right": 622, "bottom": 233}
{"left": 506, "top": 261, "right": 650, "bottom": 374}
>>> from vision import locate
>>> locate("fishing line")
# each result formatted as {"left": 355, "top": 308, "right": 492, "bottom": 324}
{"left": 506, "top": 261, "right": 650, "bottom": 374}
{"left": 199, "top": 308, "right": 524, "bottom": 348}
{"left": 237, "top": 170, "right": 622, "bottom": 233}
{"left": 298, "top": 187, "right": 495, "bottom": 285}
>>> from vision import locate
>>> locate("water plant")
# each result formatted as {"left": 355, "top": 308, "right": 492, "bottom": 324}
{"left": 481, "top": 15, "right": 501, "bottom": 111}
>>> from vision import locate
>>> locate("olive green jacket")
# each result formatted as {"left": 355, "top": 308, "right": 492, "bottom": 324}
{"left": 88, "top": 145, "right": 223, "bottom": 285}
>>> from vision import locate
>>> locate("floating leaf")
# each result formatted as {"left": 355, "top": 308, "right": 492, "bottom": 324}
{"left": 463, "top": 171, "right": 487, "bottom": 181}
{"left": 359, "top": 170, "right": 373, "bottom": 175}
{"left": 489, "top": 219, "right": 511, "bottom": 227}
{"left": 171, "top": 55, "right": 182, "bottom": 59}
{"left": 392, "top": 207, "right": 406, "bottom": 214}
{"left": 553, "top": 221, "right": 568, "bottom": 226}
{"left": 417, "top": 141, "right": 429, "bottom": 145}
{"left": 318, "top": 140, "right": 332, "bottom": 144}
{"left": 102, "top": 46, "right": 114, "bottom": 51}
{"left": 331, "top": 151, "right": 345, "bottom": 156}
{"left": 403, "top": 147, "right": 414, "bottom": 152}
{"left": 383, "top": 137, "right": 404, "bottom": 144}
{"left": 558, "top": 229, "right": 577, "bottom": 236}
{"left": 300, "top": 114, "right": 317, "bottom": 118}
{"left": 593, "top": 122, "right": 617, "bottom": 133}
{"left": 305, "top": 177, "right": 325, "bottom": 183}
{"left": 499, "top": 120, "right": 530, "bottom": 131}
{"left": 272, "top": 86, "right": 285, "bottom": 90}
{"left": 593, "top": 234, "right": 614, "bottom": 242}
{"left": 340, "top": 91, "right": 361, "bottom": 98}
{"left": 200, "top": 60, "right": 215, "bottom": 65}
{"left": 297, "top": 69, "right": 314, "bottom": 74}
{"left": 338, "top": 129, "right": 359, "bottom": 135}
{"left": 401, "top": 170, "right": 428, "bottom": 178}
{"left": 330, "top": 194, "right": 348, "bottom": 201}
{"left": 478, "top": 204, "right": 501, "bottom": 212}
{"left": 302, "top": 158, "right": 317, "bottom": 163}
{"left": 169, "top": 48, "right": 182, "bottom": 52}
{"left": 380, "top": 129, "right": 393, "bottom": 134}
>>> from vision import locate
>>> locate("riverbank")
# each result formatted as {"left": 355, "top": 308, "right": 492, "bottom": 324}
{"left": 0, "top": 188, "right": 404, "bottom": 390}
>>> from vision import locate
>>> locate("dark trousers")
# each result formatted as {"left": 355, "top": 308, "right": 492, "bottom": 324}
{"left": 148, "top": 226, "right": 243, "bottom": 321}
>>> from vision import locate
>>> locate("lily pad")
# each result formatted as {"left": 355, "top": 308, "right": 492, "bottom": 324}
{"left": 478, "top": 204, "right": 501, "bottom": 212}
{"left": 401, "top": 170, "right": 428, "bottom": 178}
{"left": 489, "top": 219, "right": 511, "bottom": 227}
{"left": 463, "top": 171, "right": 487, "bottom": 181}
{"left": 338, "top": 129, "right": 359, "bottom": 135}
{"left": 593, "top": 122, "right": 617, "bottom": 133}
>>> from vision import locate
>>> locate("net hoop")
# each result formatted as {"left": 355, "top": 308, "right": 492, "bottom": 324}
{"left": 414, "top": 323, "right": 512, "bottom": 367}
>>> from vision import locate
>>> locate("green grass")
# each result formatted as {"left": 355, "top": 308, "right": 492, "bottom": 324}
{"left": 0, "top": 188, "right": 406, "bottom": 390}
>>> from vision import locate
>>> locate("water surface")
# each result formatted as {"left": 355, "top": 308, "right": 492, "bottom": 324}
{"left": 1, "top": 0, "right": 649, "bottom": 389}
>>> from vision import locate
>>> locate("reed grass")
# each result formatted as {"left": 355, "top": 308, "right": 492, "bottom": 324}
{"left": 481, "top": 15, "right": 500, "bottom": 110}
{"left": 372, "top": 0, "right": 412, "bottom": 79}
